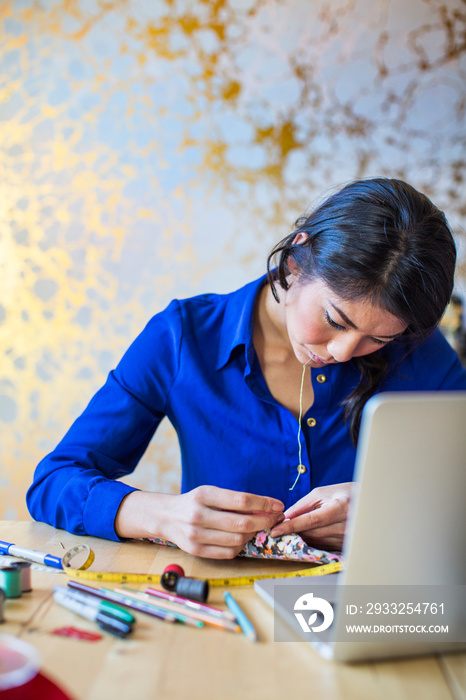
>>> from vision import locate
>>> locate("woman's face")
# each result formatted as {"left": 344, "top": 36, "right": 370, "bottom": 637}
{"left": 283, "top": 276, "right": 407, "bottom": 367}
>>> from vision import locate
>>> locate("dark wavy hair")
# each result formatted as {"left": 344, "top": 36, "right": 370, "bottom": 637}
{"left": 266, "top": 178, "right": 457, "bottom": 444}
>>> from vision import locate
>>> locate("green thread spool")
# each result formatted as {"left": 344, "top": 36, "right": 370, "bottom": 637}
{"left": 0, "top": 566, "right": 22, "bottom": 598}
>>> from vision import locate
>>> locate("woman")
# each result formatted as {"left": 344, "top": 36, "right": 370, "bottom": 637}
{"left": 27, "top": 178, "right": 466, "bottom": 559}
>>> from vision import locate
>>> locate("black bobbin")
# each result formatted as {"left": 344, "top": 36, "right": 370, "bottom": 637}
{"left": 175, "top": 576, "right": 209, "bottom": 603}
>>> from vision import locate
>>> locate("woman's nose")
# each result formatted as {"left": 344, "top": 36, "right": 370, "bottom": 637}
{"left": 327, "top": 336, "right": 360, "bottom": 363}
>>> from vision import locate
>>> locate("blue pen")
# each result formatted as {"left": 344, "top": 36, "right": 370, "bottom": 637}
{"left": 0, "top": 541, "right": 63, "bottom": 570}
{"left": 223, "top": 591, "right": 258, "bottom": 642}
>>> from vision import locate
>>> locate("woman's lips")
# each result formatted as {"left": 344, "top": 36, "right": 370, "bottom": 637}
{"left": 309, "top": 351, "right": 330, "bottom": 365}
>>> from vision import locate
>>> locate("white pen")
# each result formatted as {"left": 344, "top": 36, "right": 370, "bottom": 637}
{"left": 53, "top": 587, "right": 132, "bottom": 638}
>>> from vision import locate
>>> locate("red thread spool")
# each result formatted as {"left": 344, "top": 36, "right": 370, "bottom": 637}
{"left": 161, "top": 564, "right": 185, "bottom": 592}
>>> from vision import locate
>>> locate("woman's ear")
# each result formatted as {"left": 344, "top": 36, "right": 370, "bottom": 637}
{"left": 292, "top": 231, "right": 309, "bottom": 246}
{"left": 288, "top": 231, "right": 310, "bottom": 275}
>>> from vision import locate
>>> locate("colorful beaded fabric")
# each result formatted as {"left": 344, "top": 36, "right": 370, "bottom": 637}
{"left": 145, "top": 529, "right": 342, "bottom": 564}
{"left": 240, "top": 529, "right": 342, "bottom": 564}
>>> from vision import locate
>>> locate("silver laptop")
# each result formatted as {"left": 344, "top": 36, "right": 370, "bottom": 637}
{"left": 255, "top": 392, "right": 466, "bottom": 662}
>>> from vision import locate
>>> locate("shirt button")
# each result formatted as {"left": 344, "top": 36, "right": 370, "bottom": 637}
{"left": 316, "top": 374, "right": 327, "bottom": 383}
{"left": 307, "top": 417, "right": 317, "bottom": 427}
{"left": 297, "top": 464, "right": 307, "bottom": 474}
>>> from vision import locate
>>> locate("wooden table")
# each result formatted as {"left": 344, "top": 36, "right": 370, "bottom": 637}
{"left": 1, "top": 521, "right": 465, "bottom": 700}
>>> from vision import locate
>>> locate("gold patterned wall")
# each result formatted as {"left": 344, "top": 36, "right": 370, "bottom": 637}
{"left": 1, "top": 0, "right": 465, "bottom": 519}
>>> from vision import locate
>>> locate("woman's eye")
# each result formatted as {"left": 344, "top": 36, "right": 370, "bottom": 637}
{"left": 325, "top": 311, "right": 345, "bottom": 331}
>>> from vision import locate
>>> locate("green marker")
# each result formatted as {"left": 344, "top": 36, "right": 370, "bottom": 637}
{"left": 53, "top": 586, "right": 135, "bottom": 625}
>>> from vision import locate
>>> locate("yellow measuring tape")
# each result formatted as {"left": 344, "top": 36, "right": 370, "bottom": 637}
{"left": 61, "top": 544, "right": 342, "bottom": 587}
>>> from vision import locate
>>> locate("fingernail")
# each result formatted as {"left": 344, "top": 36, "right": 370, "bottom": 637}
{"left": 270, "top": 528, "right": 282, "bottom": 538}
{"left": 272, "top": 502, "right": 284, "bottom": 512}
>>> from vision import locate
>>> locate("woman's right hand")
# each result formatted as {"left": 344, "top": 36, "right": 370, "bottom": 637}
{"left": 115, "top": 486, "right": 285, "bottom": 559}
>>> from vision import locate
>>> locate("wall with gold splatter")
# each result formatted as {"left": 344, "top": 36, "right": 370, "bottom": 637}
{"left": 1, "top": 0, "right": 465, "bottom": 520}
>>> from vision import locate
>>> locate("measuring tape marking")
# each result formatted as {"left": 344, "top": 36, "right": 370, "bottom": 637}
{"left": 63, "top": 560, "right": 342, "bottom": 586}
{"left": 58, "top": 543, "right": 342, "bottom": 585}
{"left": 61, "top": 544, "right": 95, "bottom": 571}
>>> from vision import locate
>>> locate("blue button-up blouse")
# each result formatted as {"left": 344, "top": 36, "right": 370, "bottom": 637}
{"left": 27, "top": 275, "right": 466, "bottom": 541}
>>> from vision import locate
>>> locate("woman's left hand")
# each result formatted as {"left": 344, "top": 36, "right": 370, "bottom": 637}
{"left": 269, "top": 482, "right": 354, "bottom": 550}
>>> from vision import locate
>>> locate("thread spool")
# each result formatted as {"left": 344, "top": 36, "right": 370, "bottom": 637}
{"left": 161, "top": 564, "right": 185, "bottom": 592}
{"left": 0, "top": 567, "right": 22, "bottom": 599}
{"left": 10, "top": 562, "right": 32, "bottom": 593}
{"left": 161, "top": 564, "right": 209, "bottom": 603}
{"left": 175, "top": 576, "right": 209, "bottom": 603}
{"left": 0, "top": 587, "right": 5, "bottom": 623}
